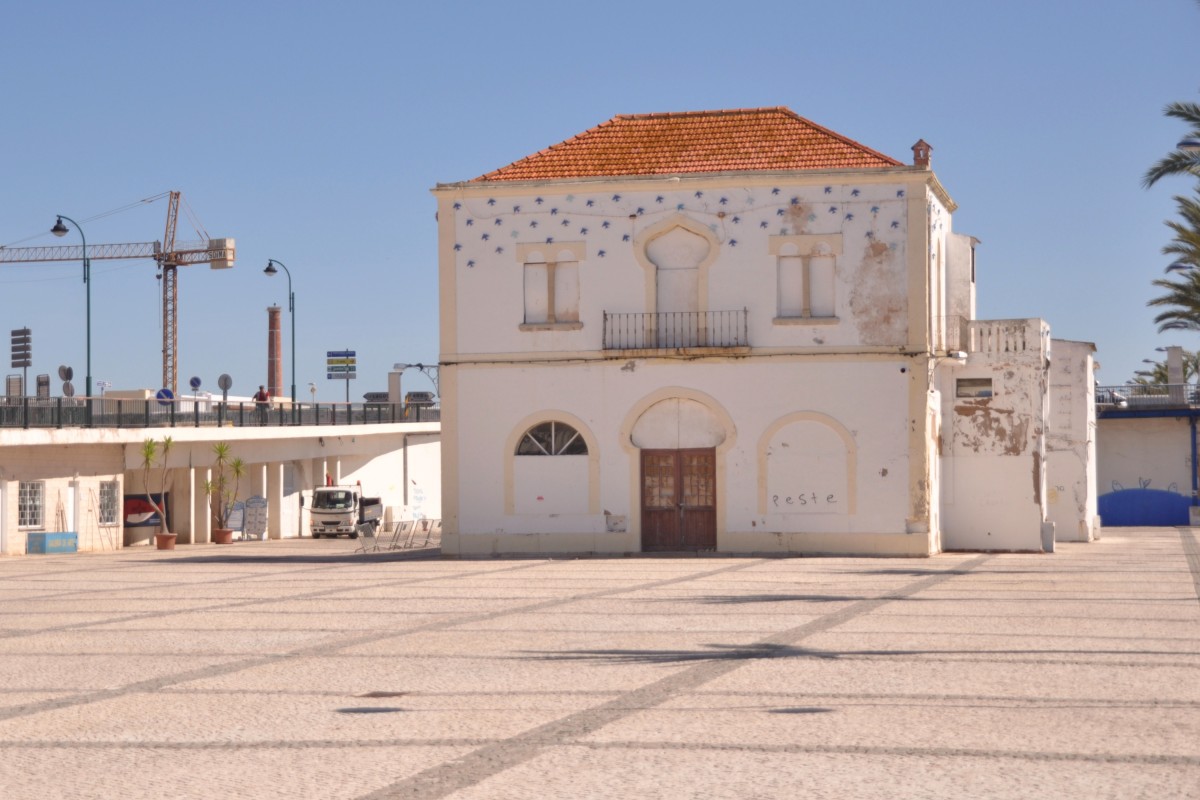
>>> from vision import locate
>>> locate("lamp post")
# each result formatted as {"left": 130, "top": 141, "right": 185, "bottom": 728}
{"left": 50, "top": 215, "right": 91, "bottom": 402}
{"left": 263, "top": 259, "right": 296, "bottom": 405}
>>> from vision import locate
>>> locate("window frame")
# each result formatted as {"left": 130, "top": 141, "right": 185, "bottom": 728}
{"left": 769, "top": 234, "right": 842, "bottom": 325}
{"left": 515, "top": 421, "right": 588, "bottom": 456}
{"left": 517, "top": 242, "right": 585, "bottom": 331}
{"left": 18, "top": 481, "right": 45, "bottom": 530}
{"left": 99, "top": 480, "right": 120, "bottom": 526}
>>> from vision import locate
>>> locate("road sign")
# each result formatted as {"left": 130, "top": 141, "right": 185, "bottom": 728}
{"left": 11, "top": 327, "right": 31, "bottom": 369}
{"left": 156, "top": 388, "right": 174, "bottom": 407}
{"left": 326, "top": 350, "right": 356, "bottom": 358}
{"left": 327, "top": 372, "right": 357, "bottom": 380}
{"left": 326, "top": 357, "right": 355, "bottom": 366}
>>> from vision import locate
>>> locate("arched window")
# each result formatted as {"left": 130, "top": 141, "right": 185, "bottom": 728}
{"left": 516, "top": 421, "right": 588, "bottom": 455}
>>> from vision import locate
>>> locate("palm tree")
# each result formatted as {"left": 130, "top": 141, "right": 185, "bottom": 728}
{"left": 1144, "top": 101, "right": 1200, "bottom": 188}
{"left": 1149, "top": 268, "right": 1200, "bottom": 332}
{"left": 1161, "top": 195, "right": 1200, "bottom": 267}
{"left": 1131, "top": 352, "right": 1200, "bottom": 385}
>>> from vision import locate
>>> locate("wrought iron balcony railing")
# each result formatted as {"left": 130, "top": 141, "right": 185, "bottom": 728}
{"left": 603, "top": 309, "right": 748, "bottom": 351}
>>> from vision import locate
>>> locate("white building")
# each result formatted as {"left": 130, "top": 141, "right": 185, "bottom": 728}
{"left": 434, "top": 107, "right": 1097, "bottom": 556}
{"left": 0, "top": 421, "right": 440, "bottom": 554}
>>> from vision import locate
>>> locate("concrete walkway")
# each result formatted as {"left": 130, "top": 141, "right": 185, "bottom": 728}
{"left": 0, "top": 528, "right": 1197, "bottom": 799}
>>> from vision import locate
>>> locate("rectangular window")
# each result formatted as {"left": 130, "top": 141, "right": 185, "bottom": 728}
{"left": 99, "top": 481, "right": 119, "bottom": 525}
{"left": 18, "top": 481, "right": 44, "bottom": 529}
{"left": 522, "top": 258, "right": 580, "bottom": 327}
{"left": 956, "top": 378, "right": 993, "bottom": 398}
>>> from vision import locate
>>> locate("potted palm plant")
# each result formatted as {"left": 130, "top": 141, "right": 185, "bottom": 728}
{"left": 204, "top": 442, "right": 246, "bottom": 544}
{"left": 140, "top": 436, "right": 175, "bottom": 549}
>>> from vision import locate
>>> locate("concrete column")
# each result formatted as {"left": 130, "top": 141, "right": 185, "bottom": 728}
{"left": 185, "top": 467, "right": 198, "bottom": 545}
{"left": 198, "top": 468, "right": 213, "bottom": 544}
{"left": 266, "top": 462, "right": 284, "bottom": 539}
{"left": 0, "top": 479, "right": 8, "bottom": 554}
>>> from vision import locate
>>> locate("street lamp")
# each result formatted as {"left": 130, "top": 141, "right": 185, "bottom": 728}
{"left": 50, "top": 215, "right": 91, "bottom": 402}
{"left": 263, "top": 259, "right": 296, "bottom": 405}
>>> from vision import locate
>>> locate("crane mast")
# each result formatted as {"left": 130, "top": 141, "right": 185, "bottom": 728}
{"left": 160, "top": 191, "right": 181, "bottom": 393}
{"left": 0, "top": 191, "right": 234, "bottom": 394}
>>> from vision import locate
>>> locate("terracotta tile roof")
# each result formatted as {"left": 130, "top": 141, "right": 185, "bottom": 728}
{"left": 472, "top": 107, "right": 903, "bottom": 183}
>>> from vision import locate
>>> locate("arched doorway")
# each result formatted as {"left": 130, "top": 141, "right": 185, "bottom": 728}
{"left": 631, "top": 398, "right": 726, "bottom": 550}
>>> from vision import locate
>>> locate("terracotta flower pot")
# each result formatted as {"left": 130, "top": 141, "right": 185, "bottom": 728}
{"left": 155, "top": 532, "right": 177, "bottom": 550}
{"left": 212, "top": 528, "right": 234, "bottom": 545}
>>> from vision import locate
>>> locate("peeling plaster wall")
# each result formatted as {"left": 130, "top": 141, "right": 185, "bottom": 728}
{"left": 1045, "top": 340, "right": 1098, "bottom": 541}
{"left": 939, "top": 320, "right": 1050, "bottom": 551}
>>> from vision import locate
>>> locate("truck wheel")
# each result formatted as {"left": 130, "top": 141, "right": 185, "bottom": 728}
{"left": 312, "top": 533, "right": 322, "bottom": 539}
{"left": 349, "top": 530, "right": 358, "bottom": 539}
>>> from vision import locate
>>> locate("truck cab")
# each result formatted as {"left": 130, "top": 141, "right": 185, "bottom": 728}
{"left": 309, "top": 486, "right": 382, "bottom": 538}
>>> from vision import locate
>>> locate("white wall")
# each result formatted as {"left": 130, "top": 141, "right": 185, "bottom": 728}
{"left": 1045, "top": 340, "right": 1099, "bottom": 542}
{"left": 1097, "top": 417, "right": 1194, "bottom": 500}
{"left": 0, "top": 423, "right": 440, "bottom": 554}
{"left": 446, "top": 357, "right": 916, "bottom": 554}
{"left": 446, "top": 177, "right": 919, "bottom": 357}
{"left": 938, "top": 320, "right": 1050, "bottom": 552}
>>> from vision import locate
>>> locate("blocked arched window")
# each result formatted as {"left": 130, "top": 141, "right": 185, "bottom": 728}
{"left": 515, "top": 421, "right": 588, "bottom": 456}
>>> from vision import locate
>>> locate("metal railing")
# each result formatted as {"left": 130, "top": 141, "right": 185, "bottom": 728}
{"left": 603, "top": 309, "right": 748, "bottom": 351}
{"left": 0, "top": 397, "right": 440, "bottom": 430}
{"left": 1096, "top": 384, "right": 1196, "bottom": 410}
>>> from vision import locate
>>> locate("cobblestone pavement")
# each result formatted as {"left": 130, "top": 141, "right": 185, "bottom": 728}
{"left": 0, "top": 528, "right": 1197, "bottom": 799}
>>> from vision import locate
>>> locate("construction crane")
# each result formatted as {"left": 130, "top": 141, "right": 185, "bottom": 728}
{"left": 0, "top": 191, "right": 235, "bottom": 394}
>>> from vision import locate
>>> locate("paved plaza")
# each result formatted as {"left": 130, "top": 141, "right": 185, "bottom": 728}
{"left": 0, "top": 528, "right": 1197, "bottom": 799}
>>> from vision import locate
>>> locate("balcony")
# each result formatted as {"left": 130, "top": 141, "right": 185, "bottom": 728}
{"left": 603, "top": 309, "right": 749, "bottom": 354}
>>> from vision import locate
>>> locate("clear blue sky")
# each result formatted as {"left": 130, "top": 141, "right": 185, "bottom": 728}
{"left": 2, "top": 0, "right": 1198, "bottom": 400}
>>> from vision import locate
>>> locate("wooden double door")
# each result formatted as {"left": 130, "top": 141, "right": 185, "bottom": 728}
{"left": 641, "top": 448, "right": 716, "bottom": 551}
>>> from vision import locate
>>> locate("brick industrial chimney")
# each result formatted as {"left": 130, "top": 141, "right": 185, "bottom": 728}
{"left": 267, "top": 305, "right": 282, "bottom": 398}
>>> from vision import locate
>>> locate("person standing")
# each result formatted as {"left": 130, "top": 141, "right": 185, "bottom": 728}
{"left": 253, "top": 385, "right": 270, "bottom": 424}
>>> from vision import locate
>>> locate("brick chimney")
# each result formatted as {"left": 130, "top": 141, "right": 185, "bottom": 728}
{"left": 912, "top": 139, "right": 932, "bottom": 168}
{"left": 267, "top": 305, "right": 282, "bottom": 398}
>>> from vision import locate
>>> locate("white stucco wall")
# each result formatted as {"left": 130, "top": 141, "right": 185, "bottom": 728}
{"left": 445, "top": 177, "right": 920, "bottom": 358}
{"left": 1045, "top": 340, "right": 1099, "bottom": 542}
{"left": 1097, "top": 417, "right": 1194, "bottom": 502}
{"left": 444, "top": 358, "right": 918, "bottom": 555}
{"left": 938, "top": 320, "right": 1051, "bottom": 552}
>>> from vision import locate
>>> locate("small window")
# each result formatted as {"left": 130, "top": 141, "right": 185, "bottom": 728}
{"left": 18, "top": 481, "right": 44, "bottom": 529}
{"left": 956, "top": 378, "right": 993, "bottom": 398}
{"left": 99, "top": 481, "right": 120, "bottom": 525}
{"left": 516, "top": 421, "right": 588, "bottom": 455}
